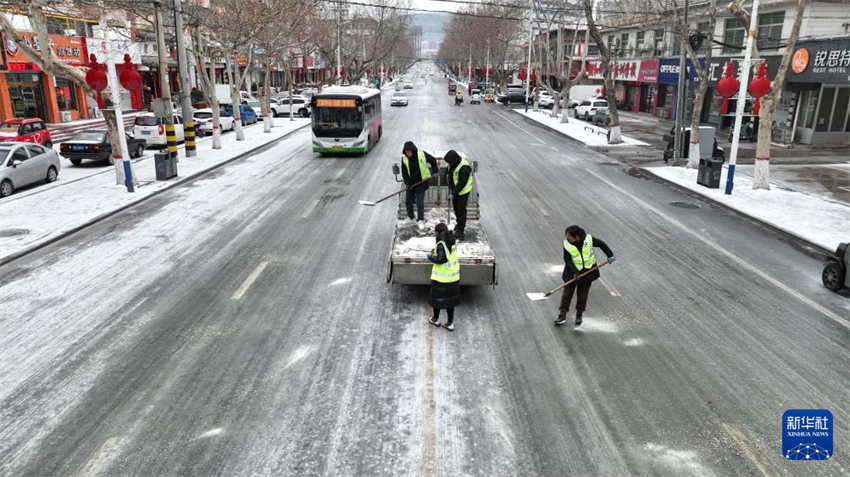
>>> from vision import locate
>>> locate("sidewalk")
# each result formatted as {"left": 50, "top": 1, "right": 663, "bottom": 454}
{"left": 643, "top": 165, "right": 850, "bottom": 253}
{"left": 513, "top": 109, "right": 649, "bottom": 147}
{"left": 0, "top": 118, "right": 310, "bottom": 265}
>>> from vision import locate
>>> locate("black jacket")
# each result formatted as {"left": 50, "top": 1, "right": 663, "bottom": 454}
{"left": 401, "top": 141, "right": 438, "bottom": 192}
{"left": 562, "top": 232, "right": 614, "bottom": 283}
{"left": 444, "top": 150, "right": 471, "bottom": 197}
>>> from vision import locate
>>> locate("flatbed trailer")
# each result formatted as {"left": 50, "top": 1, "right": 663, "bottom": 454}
{"left": 387, "top": 152, "right": 497, "bottom": 286}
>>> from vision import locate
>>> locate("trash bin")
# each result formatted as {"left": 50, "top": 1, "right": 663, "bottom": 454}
{"left": 155, "top": 152, "right": 176, "bottom": 180}
{"left": 697, "top": 157, "right": 723, "bottom": 188}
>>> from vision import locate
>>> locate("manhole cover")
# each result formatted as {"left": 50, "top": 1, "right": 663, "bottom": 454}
{"left": 0, "top": 228, "right": 30, "bottom": 237}
{"left": 670, "top": 202, "right": 701, "bottom": 209}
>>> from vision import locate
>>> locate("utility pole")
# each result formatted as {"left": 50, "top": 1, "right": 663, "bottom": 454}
{"left": 524, "top": 10, "right": 533, "bottom": 112}
{"left": 673, "top": 0, "right": 689, "bottom": 162}
{"left": 173, "top": 0, "right": 195, "bottom": 158}
{"left": 336, "top": 0, "right": 342, "bottom": 84}
{"left": 468, "top": 49, "right": 472, "bottom": 84}
{"left": 725, "top": 0, "right": 760, "bottom": 194}
{"left": 153, "top": 0, "right": 176, "bottom": 160}
{"left": 485, "top": 44, "right": 490, "bottom": 90}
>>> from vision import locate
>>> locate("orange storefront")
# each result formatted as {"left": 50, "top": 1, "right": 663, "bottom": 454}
{"left": 0, "top": 33, "right": 91, "bottom": 123}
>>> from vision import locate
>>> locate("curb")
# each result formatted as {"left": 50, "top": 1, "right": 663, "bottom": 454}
{"left": 639, "top": 167, "right": 833, "bottom": 256}
{"left": 508, "top": 108, "right": 610, "bottom": 149}
{"left": 0, "top": 122, "right": 310, "bottom": 268}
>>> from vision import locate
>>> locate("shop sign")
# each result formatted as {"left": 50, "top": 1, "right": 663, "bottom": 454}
{"left": 84, "top": 38, "right": 142, "bottom": 64}
{"left": 4, "top": 32, "right": 86, "bottom": 65}
{"left": 706, "top": 56, "right": 781, "bottom": 84}
{"left": 638, "top": 59, "right": 658, "bottom": 82}
{"left": 587, "top": 59, "right": 639, "bottom": 81}
{"left": 658, "top": 57, "right": 702, "bottom": 84}
{"left": 788, "top": 38, "right": 850, "bottom": 83}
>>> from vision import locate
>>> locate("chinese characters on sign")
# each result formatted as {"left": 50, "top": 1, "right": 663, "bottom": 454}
{"left": 789, "top": 38, "right": 850, "bottom": 83}
{"left": 782, "top": 409, "right": 833, "bottom": 461}
{"left": 3, "top": 33, "right": 86, "bottom": 65}
{"left": 316, "top": 99, "right": 356, "bottom": 108}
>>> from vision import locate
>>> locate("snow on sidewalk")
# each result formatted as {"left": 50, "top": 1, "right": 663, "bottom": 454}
{"left": 515, "top": 109, "right": 649, "bottom": 147}
{"left": 646, "top": 166, "right": 850, "bottom": 252}
{"left": 0, "top": 118, "right": 310, "bottom": 263}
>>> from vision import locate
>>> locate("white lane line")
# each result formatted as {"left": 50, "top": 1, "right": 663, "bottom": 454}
{"left": 494, "top": 111, "right": 547, "bottom": 144}
{"left": 599, "top": 277, "right": 621, "bottom": 297}
{"left": 78, "top": 437, "right": 122, "bottom": 477}
{"left": 301, "top": 199, "right": 320, "bottom": 219}
{"left": 585, "top": 168, "right": 850, "bottom": 330}
{"left": 721, "top": 423, "right": 776, "bottom": 477}
{"left": 508, "top": 170, "right": 520, "bottom": 182}
{"left": 531, "top": 198, "right": 550, "bottom": 217}
{"left": 232, "top": 261, "right": 269, "bottom": 300}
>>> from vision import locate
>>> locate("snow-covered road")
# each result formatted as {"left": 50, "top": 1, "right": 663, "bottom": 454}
{"left": 1, "top": 68, "right": 848, "bottom": 476}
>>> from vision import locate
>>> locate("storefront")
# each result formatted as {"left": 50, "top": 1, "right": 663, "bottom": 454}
{"left": 657, "top": 57, "right": 701, "bottom": 121}
{"left": 704, "top": 55, "right": 782, "bottom": 129}
{"left": 0, "top": 33, "right": 90, "bottom": 123}
{"left": 637, "top": 60, "right": 659, "bottom": 113}
{"left": 586, "top": 59, "right": 639, "bottom": 109}
{"left": 786, "top": 38, "right": 850, "bottom": 145}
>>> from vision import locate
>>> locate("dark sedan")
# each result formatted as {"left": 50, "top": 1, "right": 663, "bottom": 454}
{"left": 59, "top": 131, "right": 146, "bottom": 166}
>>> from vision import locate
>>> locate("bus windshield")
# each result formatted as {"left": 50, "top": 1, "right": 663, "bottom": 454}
{"left": 312, "top": 106, "right": 363, "bottom": 137}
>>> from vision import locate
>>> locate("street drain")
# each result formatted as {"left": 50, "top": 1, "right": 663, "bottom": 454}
{"left": 670, "top": 202, "right": 701, "bottom": 209}
{"left": 0, "top": 228, "right": 30, "bottom": 237}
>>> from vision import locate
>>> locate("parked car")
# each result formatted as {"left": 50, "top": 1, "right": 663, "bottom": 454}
{"left": 244, "top": 99, "right": 263, "bottom": 116}
{"left": 0, "top": 118, "right": 52, "bottom": 148}
{"left": 271, "top": 96, "right": 311, "bottom": 117}
{"left": 133, "top": 113, "right": 185, "bottom": 146}
{"left": 569, "top": 94, "right": 603, "bottom": 109}
{"left": 391, "top": 92, "right": 409, "bottom": 107}
{"left": 448, "top": 83, "right": 457, "bottom": 94}
{"left": 223, "top": 104, "right": 259, "bottom": 125}
{"left": 192, "top": 109, "right": 235, "bottom": 135}
{"left": 470, "top": 89, "right": 482, "bottom": 104}
{"left": 0, "top": 142, "right": 60, "bottom": 198}
{"left": 538, "top": 91, "right": 561, "bottom": 109}
{"left": 483, "top": 88, "right": 496, "bottom": 102}
{"left": 575, "top": 99, "right": 608, "bottom": 120}
{"left": 404, "top": 81, "right": 413, "bottom": 89}
{"left": 59, "top": 130, "right": 146, "bottom": 165}
{"left": 593, "top": 106, "right": 611, "bottom": 126}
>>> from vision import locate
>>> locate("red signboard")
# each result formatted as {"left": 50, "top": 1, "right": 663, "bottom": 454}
{"left": 4, "top": 32, "right": 86, "bottom": 65}
{"left": 638, "top": 59, "right": 659, "bottom": 82}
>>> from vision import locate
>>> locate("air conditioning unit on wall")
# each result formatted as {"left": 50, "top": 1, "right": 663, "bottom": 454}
{"left": 60, "top": 111, "right": 72, "bottom": 123}
{"left": 639, "top": 43, "right": 652, "bottom": 51}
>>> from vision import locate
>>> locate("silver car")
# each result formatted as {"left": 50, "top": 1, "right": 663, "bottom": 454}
{"left": 0, "top": 142, "right": 61, "bottom": 198}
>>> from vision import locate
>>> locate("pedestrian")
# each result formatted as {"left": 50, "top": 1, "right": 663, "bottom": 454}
{"left": 401, "top": 141, "right": 439, "bottom": 225}
{"left": 555, "top": 225, "right": 615, "bottom": 327}
{"left": 443, "top": 150, "right": 473, "bottom": 241}
{"left": 455, "top": 90, "right": 463, "bottom": 106}
{"left": 427, "top": 223, "right": 460, "bottom": 331}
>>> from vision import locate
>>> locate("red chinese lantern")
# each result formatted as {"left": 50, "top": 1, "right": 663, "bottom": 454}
{"left": 716, "top": 61, "right": 739, "bottom": 115}
{"left": 366, "top": 68, "right": 372, "bottom": 75}
{"left": 85, "top": 54, "right": 108, "bottom": 92}
{"left": 517, "top": 68, "right": 527, "bottom": 80}
{"left": 748, "top": 61, "right": 770, "bottom": 115}
{"left": 530, "top": 69, "right": 537, "bottom": 83}
{"left": 118, "top": 54, "right": 142, "bottom": 91}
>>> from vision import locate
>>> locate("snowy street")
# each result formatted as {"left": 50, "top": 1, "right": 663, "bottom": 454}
{"left": 1, "top": 74, "right": 848, "bottom": 476}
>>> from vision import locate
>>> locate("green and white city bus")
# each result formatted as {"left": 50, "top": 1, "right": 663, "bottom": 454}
{"left": 311, "top": 86, "right": 382, "bottom": 154}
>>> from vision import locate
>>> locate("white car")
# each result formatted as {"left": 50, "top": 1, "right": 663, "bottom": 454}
{"left": 575, "top": 99, "right": 609, "bottom": 121}
{"left": 272, "top": 96, "right": 311, "bottom": 117}
{"left": 0, "top": 142, "right": 60, "bottom": 198}
{"left": 133, "top": 113, "right": 185, "bottom": 146}
{"left": 569, "top": 94, "right": 603, "bottom": 109}
{"left": 538, "top": 91, "right": 560, "bottom": 109}
{"left": 404, "top": 81, "right": 413, "bottom": 89}
{"left": 470, "top": 90, "right": 482, "bottom": 104}
{"left": 244, "top": 99, "right": 263, "bottom": 116}
{"left": 391, "top": 92, "right": 409, "bottom": 106}
{"left": 192, "top": 109, "right": 235, "bottom": 136}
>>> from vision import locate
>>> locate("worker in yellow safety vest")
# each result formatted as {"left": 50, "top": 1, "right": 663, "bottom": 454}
{"left": 443, "top": 150, "right": 473, "bottom": 241}
{"left": 555, "top": 225, "right": 615, "bottom": 327}
{"left": 427, "top": 223, "right": 461, "bottom": 331}
{"left": 401, "top": 141, "right": 439, "bottom": 224}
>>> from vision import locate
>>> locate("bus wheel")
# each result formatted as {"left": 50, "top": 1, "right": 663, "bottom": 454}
{"left": 378, "top": 126, "right": 382, "bottom": 139}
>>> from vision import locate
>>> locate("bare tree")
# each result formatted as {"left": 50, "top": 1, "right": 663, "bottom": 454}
{"left": 582, "top": 0, "right": 623, "bottom": 143}
{"left": 730, "top": 0, "right": 811, "bottom": 189}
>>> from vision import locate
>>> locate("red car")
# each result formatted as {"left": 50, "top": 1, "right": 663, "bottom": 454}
{"left": 0, "top": 118, "right": 53, "bottom": 148}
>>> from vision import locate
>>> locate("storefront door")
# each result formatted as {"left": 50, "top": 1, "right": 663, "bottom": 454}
{"left": 7, "top": 73, "right": 46, "bottom": 119}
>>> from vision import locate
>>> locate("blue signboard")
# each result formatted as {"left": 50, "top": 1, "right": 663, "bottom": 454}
{"left": 658, "top": 57, "right": 703, "bottom": 84}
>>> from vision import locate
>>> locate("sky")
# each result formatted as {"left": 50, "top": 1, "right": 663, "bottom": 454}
{"left": 411, "top": 0, "right": 461, "bottom": 13}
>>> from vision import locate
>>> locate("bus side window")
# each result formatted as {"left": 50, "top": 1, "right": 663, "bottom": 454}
{"left": 365, "top": 101, "right": 373, "bottom": 118}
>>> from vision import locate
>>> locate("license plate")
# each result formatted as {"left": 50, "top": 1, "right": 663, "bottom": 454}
{"left": 73, "top": 145, "right": 85, "bottom": 150}
{"left": 332, "top": 145, "right": 343, "bottom": 150}
{"left": 141, "top": 131, "right": 151, "bottom": 136}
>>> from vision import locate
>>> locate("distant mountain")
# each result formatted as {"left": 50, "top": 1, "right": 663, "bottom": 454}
{"left": 412, "top": 13, "right": 451, "bottom": 48}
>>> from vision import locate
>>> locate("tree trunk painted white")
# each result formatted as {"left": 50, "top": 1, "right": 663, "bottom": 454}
{"left": 212, "top": 127, "right": 222, "bottom": 149}
{"left": 195, "top": 29, "right": 222, "bottom": 149}
{"left": 608, "top": 125, "right": 623, "bottom": 143}
{"left": 263, "top": 114, "right": 272, "bottom": 133}
{"left": 560, "top": 111, "right": 570, "bottom": 123}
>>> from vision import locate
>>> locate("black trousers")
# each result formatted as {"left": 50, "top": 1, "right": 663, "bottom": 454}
{"left": 558, "top": 280, "right": 592, "bottom": 317}
{"left": 433, "top": 308, "right": 455, "bottom": 324}
{"left": 452, "top": 193, "right": 470, "bottom": 233}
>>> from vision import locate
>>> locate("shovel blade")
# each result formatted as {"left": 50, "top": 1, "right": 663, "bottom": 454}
{"left": 359, "top": 200, "right": 376, "bottom": 206}
{"left": 526, "top": 292, "right": 549, "bottom": 301}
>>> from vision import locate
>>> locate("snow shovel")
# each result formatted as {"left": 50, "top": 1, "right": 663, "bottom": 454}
{"left": 359, "top": 180, "right": 427, "bottom": 206}
{"left": 526, "top": 261, "right": 610, "bottom": 301}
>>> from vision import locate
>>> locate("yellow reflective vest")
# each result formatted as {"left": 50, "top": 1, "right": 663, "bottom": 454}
{"left": 430, "top": 241, "right": 460, "bottom": 283}
{"left": 403, "top": 150, "right": 432, "bottom": 182}
{"left": 452, "top": 158, "right": 474, "bottom": 196}
{"left": 564, "top": 234, "right": 597, "bottom": 271}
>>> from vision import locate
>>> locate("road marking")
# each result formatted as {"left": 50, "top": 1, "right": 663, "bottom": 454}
{"left": 231, "top": 261, "right": 269, "bottom": 300}
{"left": 531, "top": 198, "right": 550, "bottom": 217}
{"left": 494, "top": 111, "right": 546, "bottom": 143}
{"left": 599, "top": 277, "right": 621, "bottom": 296}
{"left": 77, "top": 437, "right": 122, "bottom": 477}
{"left": 301, "top": 199, "right": 319, "bottom": 219}
{"left": 721, "top": 423, "right": 776, "bottom": 477}
{"left": 334, "top": 168, "right": 346, "bottom": 180}
{"left": 508, "top": 170, "right": 520, "bottom": 182}
{"left": 585, "top": 168, "right": 850, "bottom": 330}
